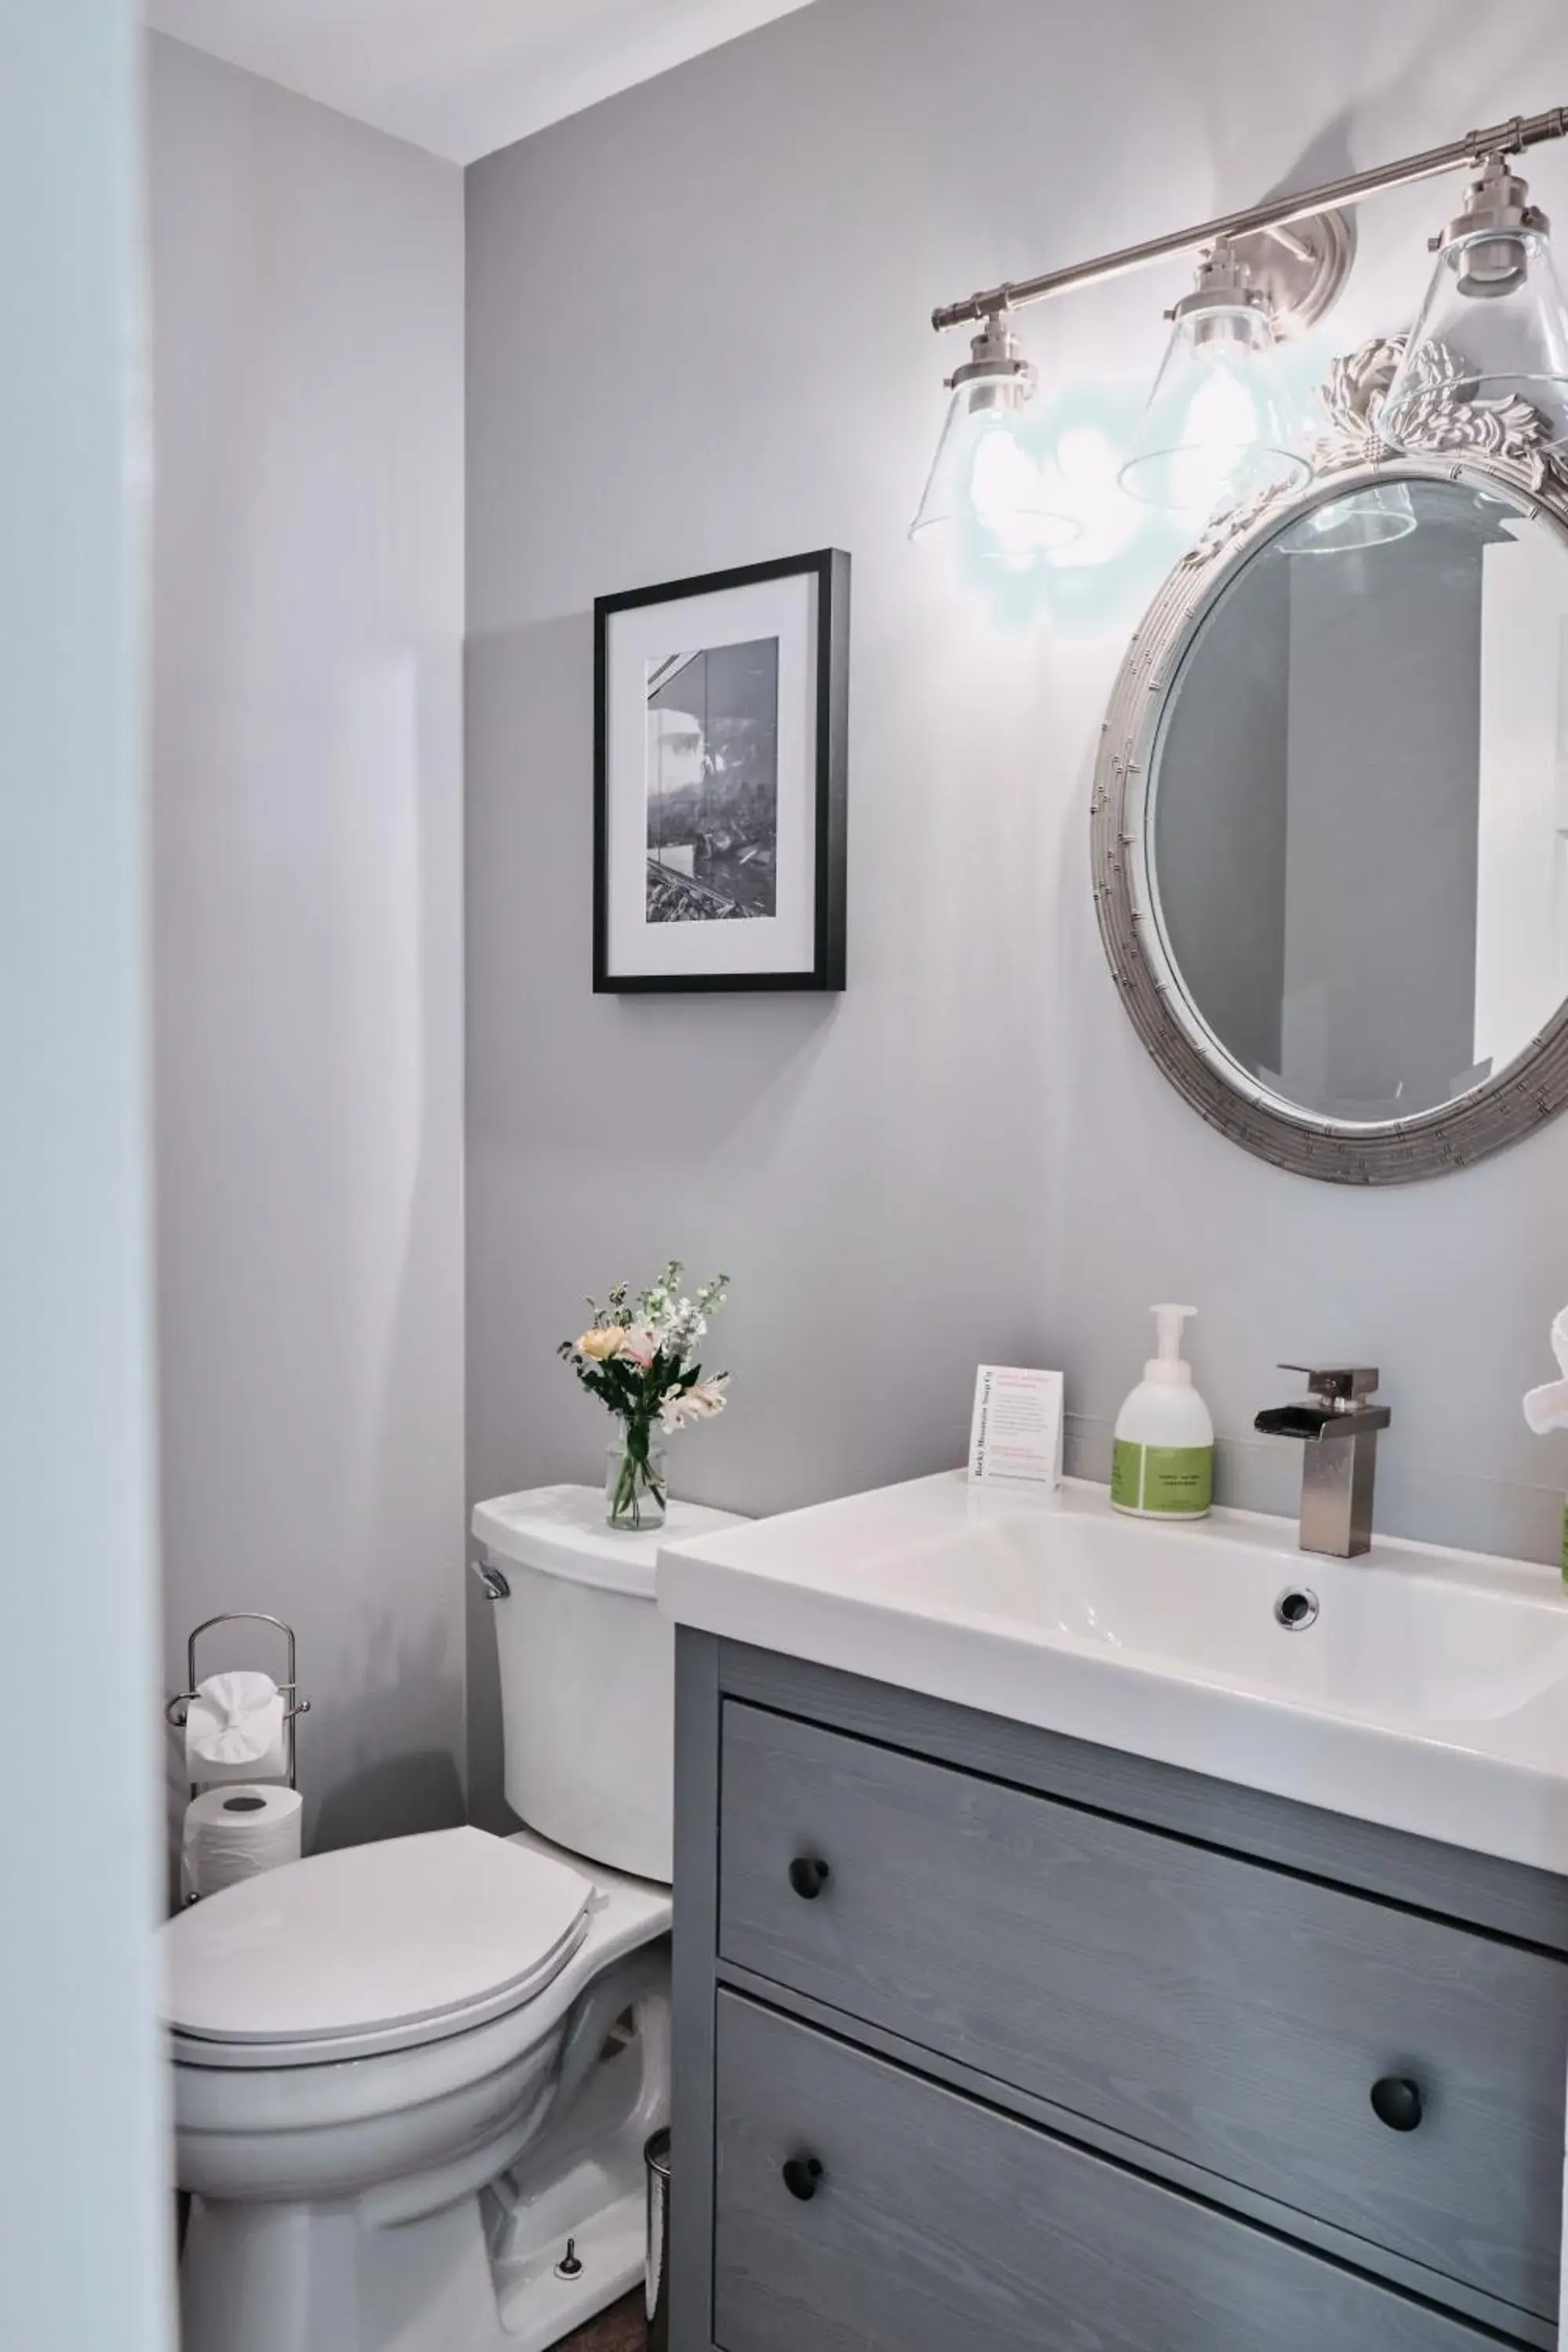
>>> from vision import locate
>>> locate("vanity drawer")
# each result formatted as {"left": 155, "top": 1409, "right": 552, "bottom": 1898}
{"left": 713, "top": 1991, "right": 1503, "bottom": 2352}
{"left": 719, "top": 1700, "right": 1568, "bottom": 2318}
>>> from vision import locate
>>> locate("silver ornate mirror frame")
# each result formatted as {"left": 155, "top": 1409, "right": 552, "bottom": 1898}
{"left": 1092, "top": 334, "right": 1568, "bottom": 1185}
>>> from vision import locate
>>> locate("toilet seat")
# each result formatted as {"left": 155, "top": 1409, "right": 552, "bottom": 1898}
{"left": 164, "top": 1825, "right": 593, "bottom": 2068}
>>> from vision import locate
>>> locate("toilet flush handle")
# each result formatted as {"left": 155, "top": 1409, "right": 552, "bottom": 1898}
{"left": 470, "top": 1559, "right": 510, "bottom": 1602}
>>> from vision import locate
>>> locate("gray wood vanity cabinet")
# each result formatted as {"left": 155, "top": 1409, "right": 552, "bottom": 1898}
{"left": 670, "top": 1634, "right": 1568, "bottom": 2352}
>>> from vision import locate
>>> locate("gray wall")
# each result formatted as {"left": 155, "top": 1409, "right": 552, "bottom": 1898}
{"left": 1156, "top": 510, "right": 1490, "bottom": 1120}
{"left": 2, "top": 3, "right": 173, "bottom": 2340}
{"left": 1281, "top": 519, "right": 1482, "bottom": 1116}
{"left": 147, "top": 34, "right": 467, "bottom": 1857}
{"left": 466, "top": 0, "right": 1568, "bottom": 1827}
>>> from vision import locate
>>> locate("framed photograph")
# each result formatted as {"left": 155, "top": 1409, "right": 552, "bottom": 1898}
{"left": 593, "top": 547, "right": 849, "bottom": 993}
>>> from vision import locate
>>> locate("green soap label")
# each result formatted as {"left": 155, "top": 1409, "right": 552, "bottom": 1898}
{"left": 1110, "top": 1440, "right": 1142, "bottom": 1510}
{"left": 1112, "top": 1440, "right": 1213, "bottom": 1515}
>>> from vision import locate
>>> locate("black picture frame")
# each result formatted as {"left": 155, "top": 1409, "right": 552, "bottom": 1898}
{"left": 593, "top": 547, "right": 849, "bottom": 993}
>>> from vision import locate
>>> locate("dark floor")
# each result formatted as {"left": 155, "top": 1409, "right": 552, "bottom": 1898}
{"left": 558, "top": 2290, "right": 645, "bottom": 2351}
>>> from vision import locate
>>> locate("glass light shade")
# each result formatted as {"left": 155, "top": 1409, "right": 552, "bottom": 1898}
{"left": 1118, "top": 303, "right": 1310, "bottom": 519}
{"left": 910, "top": 375, "right": 1082, "bottom": 567}
{"left": 1280, "top": 482, "right": 1418, "bottom": 554}
{"left": 1382, "top": 223, "right": 1568, "bottom": 456}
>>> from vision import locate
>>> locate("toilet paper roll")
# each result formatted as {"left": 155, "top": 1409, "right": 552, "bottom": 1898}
{"left": 185, "top": 1670, "right": 289, "bottom": 1785}
{"left": 181, "top": 1783, "right": 304, "bottom": 1900}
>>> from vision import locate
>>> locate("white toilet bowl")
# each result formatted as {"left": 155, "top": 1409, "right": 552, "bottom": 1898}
{"left": 166, "top": 1486, "right": 744, "bottom": 2352}
{"left": 165, "top": 1825, "right": 671, "bottom": 2352}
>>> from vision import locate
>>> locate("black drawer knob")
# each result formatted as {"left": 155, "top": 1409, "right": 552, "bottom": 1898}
{"left": 1370, "top": 2077, "right": 1424, "bottom": 2132}
{"left": 788, "top": 1855, "right": 831, "bottom": 1900}
{"left": 782, "top": 2154, "right": 825, "bottom": 2202}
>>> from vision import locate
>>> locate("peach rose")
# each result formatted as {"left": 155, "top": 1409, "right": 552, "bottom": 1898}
{"left": 577, "top": 1327, "right": 624, "bottom": 1362}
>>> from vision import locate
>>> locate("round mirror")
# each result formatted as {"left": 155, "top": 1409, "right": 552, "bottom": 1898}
{"left": 1096, "top": 365, "right": 1568, "bottom": 1182}
{"left": 1152, "top": 475, "right": 1568, "bottom": 1127}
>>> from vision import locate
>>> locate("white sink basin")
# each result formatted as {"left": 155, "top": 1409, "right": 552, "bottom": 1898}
{"left": 657, "top": 1473, "right": 1568, "bottom": 1875}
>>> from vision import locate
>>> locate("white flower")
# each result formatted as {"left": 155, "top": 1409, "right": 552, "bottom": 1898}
{"left": 658, "top": 1375, "right": 729, "bottom": 1434}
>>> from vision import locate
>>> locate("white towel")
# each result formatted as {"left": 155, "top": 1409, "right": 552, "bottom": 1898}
{"left": 184, "top": 1669, "right": 287, "bottom": 1784}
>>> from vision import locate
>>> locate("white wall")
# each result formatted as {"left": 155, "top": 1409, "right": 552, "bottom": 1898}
{"left": 0, "top": 1, "right": 172, "bottom": 2343}
{"left": 465, "top": 0, "right": 1568, "bottom": 1820}
{"left": 1475, "top": 525, "right": 1568, "bottom": 1062}
{"left": 147, "top": 34, "right": 467, "bottom": 1854}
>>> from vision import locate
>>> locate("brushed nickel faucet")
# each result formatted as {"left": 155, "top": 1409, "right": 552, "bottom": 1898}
{"left": 1254, "top": 1367, "right": 1391, "bottom": 1559}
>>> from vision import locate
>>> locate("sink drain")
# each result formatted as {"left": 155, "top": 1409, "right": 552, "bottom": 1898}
{"left": 1274, "top": 1586, "right": 1319, "bottom": 1632}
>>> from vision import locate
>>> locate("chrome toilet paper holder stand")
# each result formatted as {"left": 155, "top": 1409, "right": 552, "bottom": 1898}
{"left": 165, "top": 1612, "right": 312, "bottom": 1800}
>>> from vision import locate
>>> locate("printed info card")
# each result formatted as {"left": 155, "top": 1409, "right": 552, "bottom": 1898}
{"left": 968, "top": 1365, "right": 1065, "bottom": 1486}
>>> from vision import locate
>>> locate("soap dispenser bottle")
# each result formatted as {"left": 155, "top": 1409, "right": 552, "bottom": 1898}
{"left": 1111, "top": 1305, "right": 1214, "bottom": 1519}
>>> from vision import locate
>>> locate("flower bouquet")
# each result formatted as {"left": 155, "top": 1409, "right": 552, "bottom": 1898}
{"left": 559, "top": 1261, "right": 731, "bottom": 1530}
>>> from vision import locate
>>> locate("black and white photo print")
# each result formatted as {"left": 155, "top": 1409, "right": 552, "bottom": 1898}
{"left": 594, "top": 550, "right": 848, "bottom": 990}
{"left": 644, "top": 637, "right": 779, "bottom": 925}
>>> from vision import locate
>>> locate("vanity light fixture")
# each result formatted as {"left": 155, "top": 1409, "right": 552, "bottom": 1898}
{"left": 919, "top": 107, "right": 1568, "bottom": 549}
{"left": 908, "top": 311, "right": 1082, "bottom": 565}
{"left": 1116, "top": 239, "right": 1310, "bottom": 517}
{"left": 1382, "top": 154, "right": 1568, "bottom": 455}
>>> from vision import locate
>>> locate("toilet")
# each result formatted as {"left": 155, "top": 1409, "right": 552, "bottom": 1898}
{"left": 162, "top": 1484, "right": 742, "bottom": 2352}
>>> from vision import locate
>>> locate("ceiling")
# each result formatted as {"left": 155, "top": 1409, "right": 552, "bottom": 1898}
{"left": 142, "top": 0, "right": 818, "bottom": 165}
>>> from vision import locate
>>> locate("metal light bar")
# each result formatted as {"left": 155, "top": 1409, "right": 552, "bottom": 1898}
{"left": 931, "top": 107, "right": 1568, "bottom": 334}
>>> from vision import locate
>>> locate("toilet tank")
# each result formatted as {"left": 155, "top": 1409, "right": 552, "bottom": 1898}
{"left": 470, "top": 1485, "right": 745, "bottom": 1882}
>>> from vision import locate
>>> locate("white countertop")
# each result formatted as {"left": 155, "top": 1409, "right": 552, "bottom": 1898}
{"left": 657, "top": 1472, "right": 1568, "bottom": 1878}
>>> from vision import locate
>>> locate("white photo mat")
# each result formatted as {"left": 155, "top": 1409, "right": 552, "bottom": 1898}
{"left": 602, "top": 571, "right": 818, "bottom": 981}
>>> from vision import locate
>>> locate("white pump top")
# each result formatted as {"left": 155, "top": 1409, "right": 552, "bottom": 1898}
{"left": 1145, "top": 1303, "right": 1197, "bottom": 1386}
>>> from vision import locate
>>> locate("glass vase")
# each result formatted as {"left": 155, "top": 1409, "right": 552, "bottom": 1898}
{"left": 605, "top": 1431, "right": 668, "bottom": 1532}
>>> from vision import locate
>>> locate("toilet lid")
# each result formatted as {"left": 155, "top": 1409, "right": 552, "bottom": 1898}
{"left": 162, "top": 1826, "right": 592, "bottom": 2058}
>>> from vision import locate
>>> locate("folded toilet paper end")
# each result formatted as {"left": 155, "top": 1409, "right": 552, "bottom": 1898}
{"left": 184, "top": 1669, "right": 289, "bottom": 1784}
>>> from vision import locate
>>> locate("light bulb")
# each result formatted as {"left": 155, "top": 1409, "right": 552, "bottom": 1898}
{"left": 1164, "top": 361, "right": 1269, "bottom": 517}
{"left": 968, "top": 423, "right": 1054, "bottom": 566}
